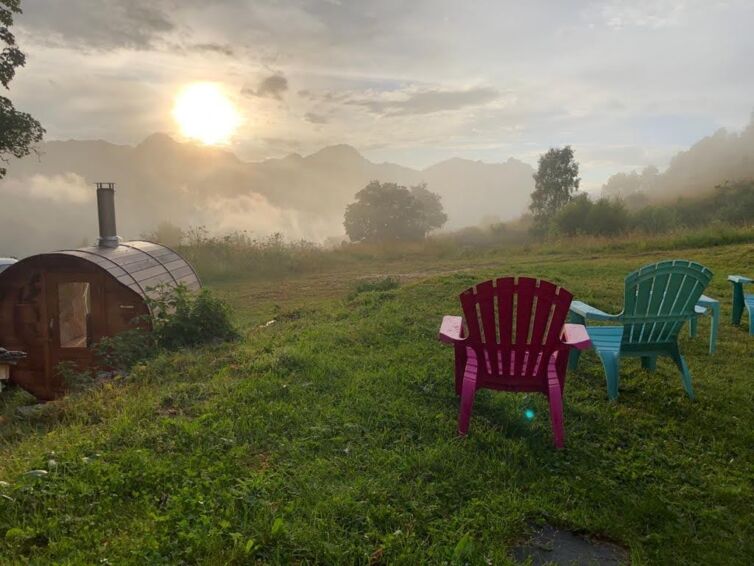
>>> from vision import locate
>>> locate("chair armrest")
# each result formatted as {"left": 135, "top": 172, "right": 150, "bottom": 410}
{"left": 438, "top": 315, "right": 466, "bottom": 344}
{"left": 728, "top": 275, "right": 753, "bottom": 285}
{"left": 561, "top": 323, "right": 592, "bottom": 350}
{"left": 569, "top": 300, "right": 621, "bottom": 322}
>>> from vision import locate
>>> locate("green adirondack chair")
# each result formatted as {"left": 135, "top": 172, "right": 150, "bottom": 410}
{"left": 568, "top": 260, "right": 713, "bottom": 400}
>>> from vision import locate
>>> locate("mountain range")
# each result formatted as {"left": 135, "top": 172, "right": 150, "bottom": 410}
{"left": 5, "top": 114, "right": 754, "bottom": 258}
{"left": 0, "top": 134, "right": 535, "bottom": 256}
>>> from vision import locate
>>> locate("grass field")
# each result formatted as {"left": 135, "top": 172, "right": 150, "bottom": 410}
{"left": 1, "top": 237, "right": 753, "bottom": 564}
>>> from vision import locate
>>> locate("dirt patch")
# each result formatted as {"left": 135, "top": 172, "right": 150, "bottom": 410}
{"left": 512, "top": 525, "right": 629, "bottom": 565}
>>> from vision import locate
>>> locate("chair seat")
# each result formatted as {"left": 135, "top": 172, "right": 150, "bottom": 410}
{"left": 585, "top": 326, "right": 624, "bottom": 354}
{"left": 466, "top": 346, "right": 549, "bottom": 379}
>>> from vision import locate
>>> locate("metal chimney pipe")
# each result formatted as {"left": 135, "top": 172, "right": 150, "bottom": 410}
{"left": 96, "top": 182, "right": 120, "bottom": 248}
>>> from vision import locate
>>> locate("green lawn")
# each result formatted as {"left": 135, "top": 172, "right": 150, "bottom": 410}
{"left": 1, "top": 241, "right": 753, "bottom": 564}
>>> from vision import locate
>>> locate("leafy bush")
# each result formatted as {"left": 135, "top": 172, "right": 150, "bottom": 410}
{"left": 628, "top": 180, "right": 754, "bottom": 235}
{"left": 715, "top": 180, "right": 754, "bottom": 225}
{"left": 553, "top": 195, "right": 627, "bottom": 236}
{"left": 630, "top": 205, "right": 679, "bottom": 234}
{"left": 553, "top": 194, "right": 592, "bottom": 235}
{"left": 148, "top": 285, "right": 239, "bottom": 350}
{"left": 94, "top": 328, "right": 156, "bottom": 373}
{"left": 587, "top": 197, "right": 628, "bottom": 236}
{"left": 94, "top": 284, "right": 238, "bottom": 372}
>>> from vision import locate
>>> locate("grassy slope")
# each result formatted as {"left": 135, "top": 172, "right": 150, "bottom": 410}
{"left": 0, "top": 241, "right": 753, "bottom": 564}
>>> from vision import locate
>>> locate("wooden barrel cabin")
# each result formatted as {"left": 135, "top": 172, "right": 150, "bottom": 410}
{"left": 0, "top": 183, "right": 200, "bottom": 400}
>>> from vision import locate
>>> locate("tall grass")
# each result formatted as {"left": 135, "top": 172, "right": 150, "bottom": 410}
{"left": 536, "top": 224, "right": 754, "bottom": 256}
{"left": 177, "top": 228, "right": 337, "bottom": 282}
{"left": 177, "top": 224, "right": 754, "bottom": 283}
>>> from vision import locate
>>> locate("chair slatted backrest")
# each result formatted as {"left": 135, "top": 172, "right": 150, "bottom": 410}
{"left": 622, "top": 260, "right": 713, "bottom": 345}
{"left": 459, "top": 277, "right": 573, "bottom": 379}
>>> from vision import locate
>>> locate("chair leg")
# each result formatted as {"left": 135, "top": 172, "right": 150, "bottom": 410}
{"left": 671, "top": 350, "right": 695, "bottom": 400}
{"left": 689, "top": 316, "right": 698, "bottom": 338}
{"left": 453, "top": 345, "right": 466, "bottom": 396}
{"left": 567, "top": 349, "right": 581, "bottom": 371}
{"left": 747, "top": 302, "right": 754, "bottom": 337}
{"left": 731, "top": 283, "right": 745, "bottom": 325}
{"left": 597, "top": 352, "right": 620, "bottom": 400}
{"left": 641, "top": 356, "right": 657, "bottom": 372}
{"left": 457, "top": 373, "right": 478, "bottom": 436}
{"left": 709, "top": 305, "right": 719, "bottom": 354}
{"left": 547, "top": 373, "right": 565, "bottom": 449}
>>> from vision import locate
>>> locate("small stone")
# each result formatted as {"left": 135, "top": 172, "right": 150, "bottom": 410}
{"left": 25, "top": 469, "right": 48, "bottom": 477}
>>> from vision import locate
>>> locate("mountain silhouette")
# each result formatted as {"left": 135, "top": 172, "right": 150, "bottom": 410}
{"left": 0, "top": 134, "right": 535, "bottom": 255}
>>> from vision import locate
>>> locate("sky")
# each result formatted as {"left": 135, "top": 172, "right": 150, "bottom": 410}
{"left": 9, "top": 0, "right": 754, "bottom": 192}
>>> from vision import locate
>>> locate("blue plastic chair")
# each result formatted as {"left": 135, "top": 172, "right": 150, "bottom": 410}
{"left": 568, "top": 260, "right": 713, "bottom": 400}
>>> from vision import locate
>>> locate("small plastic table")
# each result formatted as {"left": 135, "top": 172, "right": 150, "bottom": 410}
{"left": 690, "top": 294, "right": 720, "bottom": 354}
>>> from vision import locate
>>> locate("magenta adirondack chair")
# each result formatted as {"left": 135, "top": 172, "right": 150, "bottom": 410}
{"left": 438, "top": 277, "right": 591, "bottom": 448}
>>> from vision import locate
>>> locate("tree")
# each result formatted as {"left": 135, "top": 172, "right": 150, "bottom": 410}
{"left": 587, "top": 197, "right": 628, "bottom": 236}
{"left": 343, "top": 181, "right": 447, "bottom": 242}
{"left": 554, "top": 194, "right": 628, "bottom": 237}
{"left": 553, "top": 193, "right": 592, "bottom": 235}
{"left": 410, "top": 182, "right": 448, "bottom": 232}
{"left": 141, "top": 221, "right": 185, "bottom": 248}
{"left": 529, "top": 146, "right": 580, "bottom": 231}
{"left": 0, "top": 0, "right": 44, "bottom": 179}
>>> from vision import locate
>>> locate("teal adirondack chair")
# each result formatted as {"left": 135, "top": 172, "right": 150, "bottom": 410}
{"left": 568, "top": 260, "right": 713, "bottom": 400}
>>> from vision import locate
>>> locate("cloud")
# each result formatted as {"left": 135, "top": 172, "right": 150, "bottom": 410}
{"left": 589, "top": 0, "right": 691, "bottom": 30}
{"left": 197, "top": 193, "right": 337, "bottom": 241}
{"left": 304, "top": 112, "right": 328, "bottom": 124}
{"left": 1, "top": 173, "right": 92, "bottom": 204}
{"left": 11, "top": 0, "right": 754, "bottom": 183}
{"left": 17, "top": 0, "right": 174, "bottom": 50}
{"left": 242, "top": 74, "right": 289, "bottom": 99}
{"left": 190, "top": 43, "right": 234, "bottom": 56}
{"left": 346, "top": 87, "right": 500, "bottom": 117}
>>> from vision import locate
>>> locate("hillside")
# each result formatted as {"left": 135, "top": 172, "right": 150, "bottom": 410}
{"left": 0, "top": 135, "right": 535, "bottom": 256}
{"left": 0, "top": 236, "right": 752, "bottom": 563}
{"left": 602, "top": 115, "right": 754, "bottom": 203}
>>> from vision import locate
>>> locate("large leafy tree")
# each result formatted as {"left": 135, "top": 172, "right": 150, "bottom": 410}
{"left": 529, "top": 145, "right": 580, "bottom": 231}
{"left": 410, "top": 182, "right": 448, "bottom": 232}
{"left": 1, "top": 0, "right": 44, "bottom": 179}
{"left": 344, "top": 181, "right": 447, "bottom": 242}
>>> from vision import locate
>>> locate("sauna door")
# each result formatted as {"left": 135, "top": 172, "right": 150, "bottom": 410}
{"left": 45, "top": 272, "right": 105, "bottom": 384}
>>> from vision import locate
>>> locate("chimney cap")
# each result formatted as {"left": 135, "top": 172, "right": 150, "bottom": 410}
{"left": 95, "top": 182, "right": 115, "bottom": 190}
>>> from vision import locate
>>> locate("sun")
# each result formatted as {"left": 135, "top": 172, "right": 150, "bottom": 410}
{"left": 172, "top": 83, "right": 241, "bottom": 145}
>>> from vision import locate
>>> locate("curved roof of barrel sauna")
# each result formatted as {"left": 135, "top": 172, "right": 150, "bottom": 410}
{"left": 29, "top": 240, "right": 201, "bottom": 305}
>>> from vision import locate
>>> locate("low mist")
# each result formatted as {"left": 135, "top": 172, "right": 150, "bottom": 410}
{"left": 1, "top": 115, "right": 754, "bottom": 258}
{"left": 0, "top": 134, "right": 534, "bottom": 257}
{"left": 602, "top": 114, "right": 754, "bottom": 205}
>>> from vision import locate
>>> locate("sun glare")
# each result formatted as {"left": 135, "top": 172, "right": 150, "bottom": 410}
{"left": 172, "top": 83, "right": 241, "bottom": 145}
